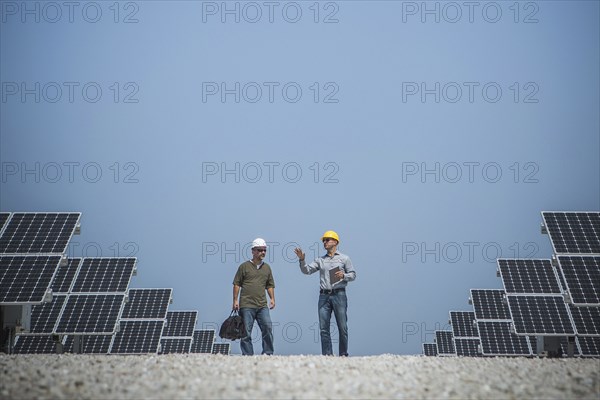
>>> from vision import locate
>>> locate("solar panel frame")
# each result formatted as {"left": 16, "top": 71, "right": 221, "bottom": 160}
{"left": 190, "top": 330, "right": 216, "bottom": 353}
{"left": 0, "top": 212, "right": 11, "bottom": 233}
{"left": 54, "top": 294, "right": 125, "bottom": 335}
{"left": 470, "top": 289, "right": 511, "bottom": 321}
{"left": 0, "top": 212, "right": 81, "bottom": 254}
{"left": 120, "top": 288, "right": 172, "bottom": 319}
{"left": 542, "top": 211, "right": 600, "bottom": 255}
{"left": 110, "top": 320, "right": 165, "bottom": 354}
{"left": 435, "top": 330, "right": 456, "bottom": 356}
{"left": 212, "top": 342, "right": 230, "bottom": 355}
{"left": 556, "top": 255, "right": 600, "bottom": 306}
{"left": 506, "top": 295, "right": 576, "bottom": 336}
{"left": 70, "top": 257, "right": 136, "bottom": 294}
{"left": 0, "top": 255, "right": 62, "bottom": 304}
{"left": 422, "top": 343, "right": 437, "bottom": 356}
{"left": 162, "top": 311, "right": 198, "bottom": 337}
{"left": 497, "top": 259, "right": 562, "bottom": 295}
{"left": 51, "top": 258, "right": 82, "bottom": 293}
{"left": 454, "top": 338, "right": 481, "bottom": 357}
{"left": 569, "top": 305, "right": 600, "bottom": 336}
{"left": 160, "top": 338, "right": 193, "bottom": 354}
{"left": 449, "top": 311, "right": 479, "bottom": 338}
{"left": 477, "top": 321, "right": 532, "bottom": 356}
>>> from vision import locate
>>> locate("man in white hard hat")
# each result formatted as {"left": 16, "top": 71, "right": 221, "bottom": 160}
{"left": 294, "top": 230, "right": 356, "bottom": 356}
{"left": 233, "top": 238, "right": 275, "bottom": 355}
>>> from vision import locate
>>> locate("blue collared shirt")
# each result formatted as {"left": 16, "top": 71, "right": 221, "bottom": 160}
{"left": 299, "top": 251, "right": 356, "bottom": 290}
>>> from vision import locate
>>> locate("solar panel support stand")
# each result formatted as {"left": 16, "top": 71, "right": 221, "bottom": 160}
{"left": 1, "top": 305, "right": 32, "bottom": 333}
{"left": 537, "top": 336, "right": 562, "bottom": 358}
{"left": 54, "top": 339, "right": 64, "bottom": 354}
{"left": 73, "top": 336, "right": 84, "bottom": 354}
{"left": 566, "top": 336, "right": 575, "bottom": 357}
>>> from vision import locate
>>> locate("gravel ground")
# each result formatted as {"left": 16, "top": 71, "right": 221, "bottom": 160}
{"left": 1, "top": 354, "right": 598, "bottom": 399}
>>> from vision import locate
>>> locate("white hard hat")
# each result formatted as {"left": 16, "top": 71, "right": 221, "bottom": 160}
{"left": 252, "top": 238, "right": 267, "bottom": 248}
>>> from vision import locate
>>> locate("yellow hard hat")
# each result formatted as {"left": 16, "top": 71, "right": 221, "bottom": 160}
{"left": 321, "top": 230, "right": 340, "bottom": 242}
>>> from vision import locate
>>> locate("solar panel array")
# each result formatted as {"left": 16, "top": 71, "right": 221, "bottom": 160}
{"left": 423, "top": 210, "right": 599, "bottom": 358}
{"left": 1, "top": 212, "right": 221, "bottom": 356}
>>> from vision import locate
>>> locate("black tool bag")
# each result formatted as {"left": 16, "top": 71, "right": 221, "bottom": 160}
{"left": 219, "top": 310, "right": 245, "bottom": 340}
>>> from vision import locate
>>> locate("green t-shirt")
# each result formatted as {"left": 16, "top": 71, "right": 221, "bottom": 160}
{"left": 233, "top": 261, "right": 275, "bottom": 309}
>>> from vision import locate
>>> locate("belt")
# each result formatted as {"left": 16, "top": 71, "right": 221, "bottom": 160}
{"left": 320, "top": 288, "right": 345, "bottom": 295}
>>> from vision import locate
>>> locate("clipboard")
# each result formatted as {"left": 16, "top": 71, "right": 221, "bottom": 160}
{"left": 329, "top": 267, "right": 343, "bottom": 286}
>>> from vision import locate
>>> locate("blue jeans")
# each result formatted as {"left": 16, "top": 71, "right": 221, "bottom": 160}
{"left": 318, "top": 290, "right": 348, "bottom": 356}
{"left": 239, "top": 307, "right": 274, "bottom": 355}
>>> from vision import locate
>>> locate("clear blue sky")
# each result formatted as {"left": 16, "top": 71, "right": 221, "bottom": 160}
{"left": 1, "top": 1, "right": 598, "bottom": 355}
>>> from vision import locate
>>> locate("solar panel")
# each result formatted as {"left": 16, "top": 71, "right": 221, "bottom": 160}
{"left": 450, "top": 311, "right": 478, "bottom": 338}
{"left": 25, "top": 294, "right": 67, "bottom": 333}
{"left": 62, "top": 335, "right": 112, "bottom": 354}
{"left": 477, "top": 321, "right": 532, "bottom": 356}
{"left": 569, "top": 305, "right": 600, "bottom": 336}
{"left": 0, "top": 212, "right": 10, "bottom": 232}
{"left": 0, "top": 255, "right": 62, "bottom": 304}
{"left": 542, "top": 212, "right": 600, "bottom": 255}
{"left": 560, "top": 337, "right": 581, "bottom": 357}
{"left": 71, "top": 258, "right": 136, "bottom": 293}
{"left": 191, "top": 330, "right": 216, "bottom": 353}
{"left": 557, "top": 256, "right": 600, "bottom": 306}
{"left": 163, "top": 311, "right": 198, "bottom": 337}
{"left": 435, "top": 331, "right": 455, "bottom": 355}
{"left": 160, "top": 338, "right": 192, "bottom": 354}
{"left": 454, "top": 338, "right": 481, "bottom": 357}
{"left": 121, "top": 288, "right": 172, "bottom": 319}
{"left": 422, "top": 343, "right": 437, "bottom": 356}
{"left": 577, "top": 336, "right": 600, "bottom": 357}
{"left": 55, "top": 294, "right": 125, "bottom": 334}
{"left": 470, "top": 289, "right": 511, "bottom": 321}
{"left": 13, "top": 335, "right": 59, "bottom": 354}
{"left": 212, "top": 342, "right": 230, "bottom": 355}
{"left": 507, "top": 295, "right": 575, "bottom": 335}
{"left": 498, "top": 259, "right": 561, "bottom": 294}
{"left": 0, "top": 212, "right": 81, "bottom": 254}
{"left": 110, "top": 320, "right": 164, "bottom": 354}
{"left": 51, "top": 258, "right": 82, "bottom": 293}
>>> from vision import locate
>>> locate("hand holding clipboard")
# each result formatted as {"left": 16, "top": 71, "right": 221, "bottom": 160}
{"left": 329, "top": 267, "right": 344, "bottom": 286}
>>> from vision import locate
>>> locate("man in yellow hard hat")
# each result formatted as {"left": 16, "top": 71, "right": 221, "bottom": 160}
{"left": 294, "top": 230, "right": 356, "bottom": 356}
